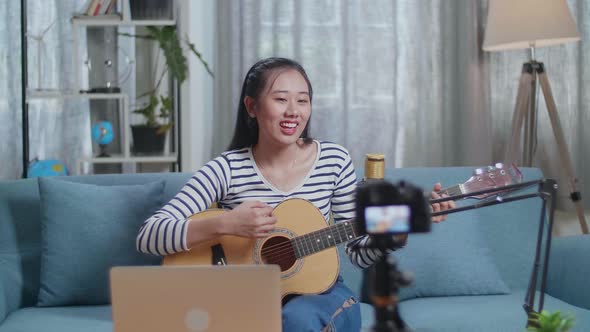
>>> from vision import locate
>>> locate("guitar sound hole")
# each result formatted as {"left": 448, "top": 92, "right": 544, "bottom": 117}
{"left": 260, "top": 236, "right": 296, "bottom": 272}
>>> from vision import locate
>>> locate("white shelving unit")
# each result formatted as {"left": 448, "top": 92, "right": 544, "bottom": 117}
{"left": 27, "top": 90, "right": 126, "bottom": 100}
{"left": 24, "top": 90, "right": 161, "bottom": 174}
{"left": 72, "top": 17, "right": 176, "bottom": 27}
{"left": 59, "top": 2, "right": 180, "bottom": 175}
{"left": 20, "top": 1, "right": 181, "bottom": 176}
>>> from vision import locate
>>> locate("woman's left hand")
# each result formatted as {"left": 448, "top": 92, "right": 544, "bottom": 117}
{"left": 430, "top": 183, "right": 456, "bottom": 223}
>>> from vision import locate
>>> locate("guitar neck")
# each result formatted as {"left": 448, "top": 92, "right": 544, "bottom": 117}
{"left": 423, "top": 184, "right": 463, "bottom": 202}
{"left": 288, "top": 172, "right": 510, "bottom": 258}
{"left": 290, "top": 184, "right": 464, "bottom": 259}
{"left": 291, "top": 220, "right": 361, "bottom": 259}
{"left": 440, "top": 184, "right": 463, "bottom": 197}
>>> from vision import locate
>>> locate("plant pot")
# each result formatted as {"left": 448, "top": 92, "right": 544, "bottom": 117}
{"left": 131, "top": 125, "right": 166, "bottom": 155}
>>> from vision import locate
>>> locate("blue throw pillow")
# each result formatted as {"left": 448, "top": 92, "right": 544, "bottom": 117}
{"left": 393, "top": 211, "right": 510, "bottom": 301}
{"left": 37, "top": 178, "right": 164, "bottom": 306}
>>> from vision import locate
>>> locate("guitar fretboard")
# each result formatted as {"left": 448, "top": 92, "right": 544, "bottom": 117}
{"left": 291, "top": 220, "right": 360, "bottom": 259}
{"left": 286, "top": 179, "right": 503, "bottom": 259}
{"left": 441, "top": 184, "right": 462, "bottom": 197}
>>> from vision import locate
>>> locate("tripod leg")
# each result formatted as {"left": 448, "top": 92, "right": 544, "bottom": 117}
{"left": 506, "top": 71, "right": 534, "bottom": 165}
{"left": 537, "top": 71, "right": 589, "bottom": 234}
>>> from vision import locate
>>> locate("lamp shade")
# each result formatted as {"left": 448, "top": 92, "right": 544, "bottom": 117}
{"left": 483, "top": 0, "right": 581, "bottom": 51}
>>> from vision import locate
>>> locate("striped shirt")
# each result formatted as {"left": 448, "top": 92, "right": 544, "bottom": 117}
{"left": 136, "top": 140, "right": 388, "bottom": 268}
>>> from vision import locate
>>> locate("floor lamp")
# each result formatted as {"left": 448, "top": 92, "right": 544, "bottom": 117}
{"left": 483, "top": 0, "right": 589, "bottom": 235}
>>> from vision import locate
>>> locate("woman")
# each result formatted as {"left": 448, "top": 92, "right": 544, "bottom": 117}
{"left": 137, "top": 57, "right": 453, "bottom": 331}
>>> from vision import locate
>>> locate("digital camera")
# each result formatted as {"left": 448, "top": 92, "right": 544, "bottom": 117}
{"left": 356, "top": 180, "right": 431, "bottom": 241}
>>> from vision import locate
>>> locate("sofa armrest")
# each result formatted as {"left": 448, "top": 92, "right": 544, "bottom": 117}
{"left": 546, "top": 235, "right": 590, "bottom": 310}
{"left": 0, "top": 290, "right": 4, "bottom": 325}
{"left": 0, "top": 251, "right": 40, "bottom": 325}
{"left": 0, "top": 260, "right": 17, "bottom": 325}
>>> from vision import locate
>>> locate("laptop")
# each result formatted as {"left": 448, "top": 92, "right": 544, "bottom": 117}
{"left": 110, "top": 265, "right": 282, "bottom": 332}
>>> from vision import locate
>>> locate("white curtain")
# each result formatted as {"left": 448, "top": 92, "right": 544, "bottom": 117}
{"left": 215, "top": 0, "right": 491, "bottom": 165}
{"left": 215, "top": 0, "right": 590, "bottom": 210}
{"left": 0, "top": 0, "right": 91, "bottom": 179}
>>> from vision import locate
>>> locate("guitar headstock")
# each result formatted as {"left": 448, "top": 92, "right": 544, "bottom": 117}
{"left": 462, "top": 163, "right": 523, "bottom": 199}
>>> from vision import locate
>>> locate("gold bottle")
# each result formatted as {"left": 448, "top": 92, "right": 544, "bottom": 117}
{"left": 364, "top": 154, "right": 385, "bottom": 181}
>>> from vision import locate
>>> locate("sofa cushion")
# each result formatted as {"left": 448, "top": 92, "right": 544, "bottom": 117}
{"left": 338, "top": 244, "right": 364, "bottom": 297}
{"left": 393, "top": 209, "right": 510, "bottom": 301}
{"left": 37, "top": 178, "right": 164, "bottom": 306}
{"left": 398, "top": 290, "right": 590, "bottom": 332}
{"left": 0, "top": 306, "right": 112, "bottom": 332}
{"left": 359, "top": 302, "right": 375, "bottom": 332}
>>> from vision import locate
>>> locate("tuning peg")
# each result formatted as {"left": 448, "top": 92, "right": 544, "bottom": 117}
{"left": 475, "top": 168, "right": 484, "bottom": 175}
{"left": 495, "top": 162, "right": 504, "bottom": 169}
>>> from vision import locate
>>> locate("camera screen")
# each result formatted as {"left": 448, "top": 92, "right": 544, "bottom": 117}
{"left": 365, "top": 205, "right": 411, "bottom": 234}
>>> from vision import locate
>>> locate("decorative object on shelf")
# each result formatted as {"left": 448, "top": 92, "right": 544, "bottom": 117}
{"left": 83, "top": 43, "right": 134, "bottom": 93}
{"left": 91, "top": 121, "right": 115, "bottom": 157}
{"left": 85, "top": 27, "right": 123, "bottom": 93}
{"left": 121, "top": 25, "right": 213, "bottom": 154}
{"left": 27, "top": 158, "right": 68, "bottom": 178}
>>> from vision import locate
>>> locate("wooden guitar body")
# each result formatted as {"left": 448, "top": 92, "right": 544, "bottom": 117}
{"left": 163, "top": 199, "right": 339, "bottom": 299}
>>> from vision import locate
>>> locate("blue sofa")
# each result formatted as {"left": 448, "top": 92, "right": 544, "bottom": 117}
{"left": 1, "top": 167, "right": 589, "bottom": 332}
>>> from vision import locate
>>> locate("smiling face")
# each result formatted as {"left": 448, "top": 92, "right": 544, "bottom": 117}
{"left": 245, "top": 69, "right": 312, "bottom": 148}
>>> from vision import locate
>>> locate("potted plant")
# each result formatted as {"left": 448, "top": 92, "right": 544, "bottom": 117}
{"left": 121, "top": 26, "right": 213, "bottom": 154}
{"left": 527, "top": 310, "right": 575, "bottom": 332}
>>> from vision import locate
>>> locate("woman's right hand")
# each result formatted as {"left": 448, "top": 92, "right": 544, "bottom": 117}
{"left": 223, "top": 201, "right": 277, "bottom": 238}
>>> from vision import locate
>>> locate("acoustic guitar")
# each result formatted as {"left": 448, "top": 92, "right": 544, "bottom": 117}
{"left": 163, "top": 163, "right": 522, "bottom": 299}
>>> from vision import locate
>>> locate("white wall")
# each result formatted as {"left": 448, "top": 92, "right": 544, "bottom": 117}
{"left": 178, "top": 0, "right": 216, "bottom": 172}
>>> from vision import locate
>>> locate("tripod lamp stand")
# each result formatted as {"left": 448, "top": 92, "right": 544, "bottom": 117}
{"left": 483, "top": 0, "right": 588, "bottom": 234}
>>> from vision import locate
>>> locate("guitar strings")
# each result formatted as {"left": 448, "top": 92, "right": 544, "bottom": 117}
{"left": 261, "top": 232, "right": 352, "bottom": 263}
{"left": 259, "top": 222, "right": 355, "bottom": 254}
{"left": 261, "top": 229, "right": 350, "bottom": 257}
{"left": 260, "top": 222, "right": 354, "bottom": 255}
{"left": 260, "top": 228, "right": 356, "bottom": 261}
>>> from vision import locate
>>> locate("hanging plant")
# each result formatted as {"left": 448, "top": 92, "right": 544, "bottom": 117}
{"left": 120, "top": 26, "right": 213, "bottom": 154}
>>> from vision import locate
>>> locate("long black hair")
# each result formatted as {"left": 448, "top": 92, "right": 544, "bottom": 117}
{"left": 227, "top": 57, "right": 314, "bottom": 151}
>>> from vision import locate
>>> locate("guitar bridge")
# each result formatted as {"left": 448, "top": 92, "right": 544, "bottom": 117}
{"left": 211, "top": 244, "right": 227, "bottom": 265}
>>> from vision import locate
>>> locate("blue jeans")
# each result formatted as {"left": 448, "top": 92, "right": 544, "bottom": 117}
{"left": 282, "top": 277, "right": 361, "bottom": 332}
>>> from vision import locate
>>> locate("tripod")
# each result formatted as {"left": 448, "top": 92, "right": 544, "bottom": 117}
{"left": 369, "top": 254, "right": 410, "bottom": 332}
{"left": 506, "top": 60, "right": 589, "bottom": 234}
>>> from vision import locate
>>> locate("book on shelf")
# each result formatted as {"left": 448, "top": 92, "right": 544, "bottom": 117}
{"left": 84, "top": 0, "right": 118, "bottom": 16}
{"left": 85, "top": 0, "right": 99, "bottom": 15}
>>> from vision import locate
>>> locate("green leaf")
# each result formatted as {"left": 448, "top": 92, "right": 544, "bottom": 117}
{"left": 184, "top": 36, "right": 214, "bottom": 78}
{"left": 120, "top": 26, "right": 212, "bottom": 133}
{"left": 132, "top": 94, "right": 159, "bottom": 127}
{"left": 526, "top": 310, "right": 575, "bottom": 332}
{"left": 159, "top": 95, "right": 173, "bottom": 119}
{"left": 147, "top": 26, "right": 188, "bottom": 84}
